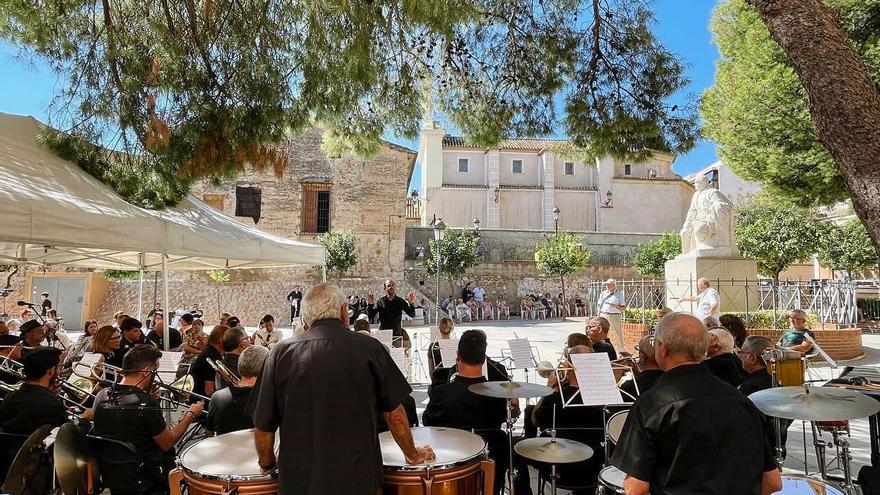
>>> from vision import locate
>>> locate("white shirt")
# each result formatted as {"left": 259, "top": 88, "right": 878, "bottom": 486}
{"left": 598, "top": 289, "right": 622, "bottom": 314}
{"left": 254, "top": 328, "right": 282, "bottom": 348}
{"left": 473, "top": 287, "right": 486, "bottom": 302}
{"left": 696, "top": 287, "right": 721, "bottom": 320}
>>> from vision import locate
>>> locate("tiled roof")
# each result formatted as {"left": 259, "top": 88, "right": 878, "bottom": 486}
{"left": 442, "top": 135, "right": 573, "bottom": 151}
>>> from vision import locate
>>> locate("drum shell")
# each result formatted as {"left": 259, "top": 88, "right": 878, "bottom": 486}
{"left": 769, "top": 359, "right": 805, "bottom": 387}
{"left": 382, "top": 458, "right": 494, "bottom": 495}
{"left": 169, "top": 468, "right": 277, "bottom": 495}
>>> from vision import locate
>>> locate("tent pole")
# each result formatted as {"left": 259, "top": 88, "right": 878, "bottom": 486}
{"left": 162, "top": 254, "right": 170, "bottom": 351}
{"left": 137, "top": 253, "right": 145, "bottom": 320}
{"left": 322, "top": 265, "right": 327, "bottom": 283}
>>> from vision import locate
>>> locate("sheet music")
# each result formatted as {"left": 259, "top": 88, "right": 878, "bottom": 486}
{"left": 389, "top": 347, "right": 408, "bottom": 377}
{"left": 374, "top": 330, "right": 393, "bottom": 349}
{"left": 438, "top": 339, "right": 458, "bottom": 368}
{"left": 68, "top": 353, "right": 102, "bottom": 384}
{"left": 569, "top": 352, "right": 623, "bottom": 405}
{"left": 507, "top": 338, "right": 536, "bottom": 369}
{"left": 158, "top": 351, "right": 183, "bottom": 383}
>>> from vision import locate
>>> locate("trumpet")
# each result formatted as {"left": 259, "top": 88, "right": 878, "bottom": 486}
{"left": 208, "top": 358, "right": 240, "bottom": 387}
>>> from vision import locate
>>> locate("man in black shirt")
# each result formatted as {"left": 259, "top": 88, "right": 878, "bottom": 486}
{"left": 423, "top": 330, "right": 508, "bottom": 495}
{"left": 216, "top": 326, "right": 251, "bottom": 390}
{"left": 145, "top": 320, "right": 182, "bottom": 351}
{"left": 704, "top": 327, "right": 744, "bottom": 387}
{"left": 586, "top": 317, "right": 618, "bottom": 360}
{"left": 0, "top": 347, "right": 67, "bottom": 434}
{"left": 92, "top": 345, "right": 203, "bottom": 494}
{"left": 738, "top": 336, "right": 774, "bottom": 396}
{"left": 367, "top": 279, "right": 416, "bottom": 340}
{"left": 115, "top": 317, "right": 147, "bottom": 365}
{"left": 611, "top": 313, "right": 782, "bottom": 495}
{"left": 287, "top": 286, "right": 303, "bottom": 323}
{"left": 17, "top": 319, "right": 47, "bottom": 359}
{"left": 250, "top": 283, "right": 433, "bottom": 495}
{"left": 461, "top": 282, "right": 474, "bottom": 303}
{"left": 619, "top": 335, "right": 663, "bottom": 402}
{"left": 40, "top": 292, "right": 52, "bottom": 317}
{"left": 207, "top": 345, "right": 267, "bottom": 435}
{"left": 189, "top": 325, "right": 225, "bottom": 399}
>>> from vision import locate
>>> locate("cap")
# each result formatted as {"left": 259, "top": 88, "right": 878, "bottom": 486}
{"left": 356, "top": 313, "right": 369, "bottom": 322}
{"left": 19, "top": 319, "right": 44, "bottom": 334}
{"left": 604, "top": 278, "right": 617, "bottom": 285}
{"left": 40, "top": 292, "right": 49, "bottom": 296}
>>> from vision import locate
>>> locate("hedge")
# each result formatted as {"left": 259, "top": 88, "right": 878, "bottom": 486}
{"left": 623, "top": 308, "right": 817, "bottom": 330}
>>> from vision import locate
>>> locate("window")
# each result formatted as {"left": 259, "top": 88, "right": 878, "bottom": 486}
{"left": 564, "top": 162, "right": 575, "bottom": 176}
{"left": 458, "top": 158, "right": 469, "bottom": 173}
{"left": 301, "top": 183, "right": 332, "bottom": 234}
{"left": 203, "top": 194, "right": 224, "bottom": 211}
{"left": 512, "top": 159, "right": 523, "bottom": 174}
{"left": 234, "top": 186, "right": 261, "bottom": 223}
{"left": 624, "top": 164, "right": 632, "bottom": 176}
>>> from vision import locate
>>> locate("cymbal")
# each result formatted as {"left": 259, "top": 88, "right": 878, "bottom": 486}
{"left": 468, "top": 381, "right": 554, "bottom": 399}
{"left": 749, "top": 386, "right": 880, "bottom": 421}
{"left": 54, "top": 423, "right": 93, "bottom": 495}
{"left": 3, "top": 424, "right": 54, "bottom": 495}
{"left": 514, "top": 437, "right": 594, "bottom": 464}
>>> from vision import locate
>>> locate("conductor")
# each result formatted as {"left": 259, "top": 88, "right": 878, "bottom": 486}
{"left": 367, "top": 279, "right": 416, "bottom": 346}
{"left": 250, "top": 283, "right": 433, "bottom": 495}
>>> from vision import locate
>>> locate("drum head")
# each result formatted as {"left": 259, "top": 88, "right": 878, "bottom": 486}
{"left": 607, "top": 410, "right": 629, "bottom": 444}
{"left": 779, "top": 475, "right": 846, "bottom": 494}
{"left": 598, "top": 466, "right": 625, "bottom": 493}
{"left": 379, "top": 427, "right": 485, "bottom": 471}
{"left": 179, "top": 429, "right": 278, "bottom": 481}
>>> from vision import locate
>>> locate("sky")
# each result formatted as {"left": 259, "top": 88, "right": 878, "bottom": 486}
{"left": 0, "top": 0, "right": 721, "bottom": 192}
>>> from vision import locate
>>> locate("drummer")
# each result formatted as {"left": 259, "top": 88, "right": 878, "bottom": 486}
{"left": 777, "top": 309, "right": 815, "bottom": 355}
{"left": 422, "top": 329, "right": 508, "bottom": 495}
{"left": 249, "top": 283, "right": 434, "bottom": 495}
{"left": 611, "top": 313, "right": 782, "bottom": 494}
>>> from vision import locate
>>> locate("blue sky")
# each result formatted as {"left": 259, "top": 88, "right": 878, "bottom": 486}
{"left": 0, "top": 0, "right": 720, "bottom": 192}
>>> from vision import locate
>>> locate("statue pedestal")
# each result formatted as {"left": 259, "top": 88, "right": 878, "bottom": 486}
{"left": 664, "top": 255, "right": 759, "bottom": 314}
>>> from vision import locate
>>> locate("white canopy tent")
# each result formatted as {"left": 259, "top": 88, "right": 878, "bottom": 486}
{"left": 0, "top": 112, "right": 325, "bottom": 338}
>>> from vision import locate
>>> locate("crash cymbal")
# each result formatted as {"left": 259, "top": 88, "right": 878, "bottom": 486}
{"left": 749, "top": 386, "right": 880, "bottom": 421}
{"left": 514, "top": 438, "right": 594, "bottom": 464}
{"left": 3, "top": 424, "right": 54, "bottom": 495}
{"left": 468, "top": 381, "right": 554, "bottom": 399}
{"left": 54, "top": 423, "right": 92, "bottom": 495}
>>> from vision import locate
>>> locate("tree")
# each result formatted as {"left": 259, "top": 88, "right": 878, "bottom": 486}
{"left": 817, "top": 218, "right": 878, "bottom": 279}
{"left": 421, "top": 228, "right": 481, "bottom": 297}
{"left": 318, "top": 230, "right": 358, "bottom": 278}
{"left": 701, "top": 0, "right": 864, "bottom": 207}
{"left": 1, "top": 1, "right": 697, "bottom": 205}
{"left": 534, "top": 232, "right": 591, "bottom": 316}
{"left": 632, "top": 232, "right": 681, "bottom": 277}
{"left": 734, "top": 196, "right": 821, "bottom": 283}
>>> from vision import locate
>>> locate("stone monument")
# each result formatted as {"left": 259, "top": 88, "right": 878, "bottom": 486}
{"left": 665, "top": 176, "right": 758, "bottom": 313}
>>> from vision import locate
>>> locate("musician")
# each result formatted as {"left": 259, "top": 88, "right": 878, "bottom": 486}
{"left": 92, "top": 344, "right": 204, "bottom": 494}
{"left": 515, "top": 345, "right": 606, "bottom": 494}
{"left": 586, "top": 317, "right": 618, "bottom": 360}
{"left": 738, "top": 336, "right": 774, "bottom": 396}
{"left": 206, "top": 345, "right": 268, "bottom": 435}
{"left": 216, "top": 326, "right": 251, "bottom": 390}
{"left": 189, "top": 325, "right": 226, "bottom": 398}
{"left": 611, "top": 313, "right": 782, "bottom": 495}
{"left": 92, "top": 325, "right": 123, "bottom": 368}
{"left": 145, "top": 320, "right": 182, "bottom": 351}
{"left": 619, "top": 335, "right": 663, "bottom": 401}
{"left": 253, "top": 314, "right": 281, "bottom": 348}
{"left": 704, "top": 328, "right": 743, "bottom": 387}
{"left": 422, "top": 330, "right": 508, "bottom": 495}
{"left": 366, "top": 279, "right": 416, "bottom": 344}
{"left": 0, "top": 347, "right": 67, "bottom": 434}
{"left": 17, "top": 319, "right": 47, "bottom": 359}
{"left": 427, "top": 316, "right": 454, "bottom": 370}
{"left": 250, "top": 282, "right": 433, "bottom": 494}
{"left": 115, "top": 317, "right": 147, "bottom": 365}
{"left": 778, "top": 309, "right": 815, "bottom": 355}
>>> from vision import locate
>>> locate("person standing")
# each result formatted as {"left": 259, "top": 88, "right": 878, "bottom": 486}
{"left": 39, "top": 292, "right": 52, "bottom": 317}
{"left": 677, "top": 277, "right": 721, "bottom": 321}
{"left": 250, "top": 283, "right": 433, "bottom": 494}
{"left": 287, "top": 286, "right": 303, "bottom": 323}
{"left": 367, "top": 280, "right": 416, "bottom": 345}
{"left": 597, "top": 279, "right": 625, "bottom": 349}
{"left": 611, "top": 313, "right": 781, "bottom": 495}
{"left": 461, "top": 282, "right": 474, "bottom": 304}
{"left": 472, "top": 283, "right": 486, "bottom": 319}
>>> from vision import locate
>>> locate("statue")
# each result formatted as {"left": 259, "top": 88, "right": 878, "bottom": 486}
{"left": 679, "top": 176, "right": 738, "bottom": 257}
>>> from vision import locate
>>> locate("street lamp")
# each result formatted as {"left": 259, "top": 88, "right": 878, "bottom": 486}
{"left": 432, "top": 218, "right": 446, "bottom": 317}
{"left": 552, "top": 206, "right": 560, "bottom": 234}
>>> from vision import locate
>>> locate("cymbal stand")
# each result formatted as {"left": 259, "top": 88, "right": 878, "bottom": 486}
{"left": 768, "top": 353, "right": 785, "bottom": 469}
{"left": 505, "top": 397, "right": 515, "bottom": 494}
{"left": 834, "top": 435, "right": 857, "bottom": 493}
{"left": 810, "top": 421, "right": 829, "bottom": 480}
{"left": 601, "top": 407, "right": 611, "bottom": 466}
{"left": 548, "top": 405, "right": 559, "bottom": 495}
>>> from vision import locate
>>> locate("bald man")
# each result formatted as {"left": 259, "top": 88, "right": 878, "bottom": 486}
{"left": 611, "top": 313, "right": 781, "bottom": 495}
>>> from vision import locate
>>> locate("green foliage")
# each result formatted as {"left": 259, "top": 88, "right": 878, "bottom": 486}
{"left": 702, "top": 0, "right": 880, "bottom": 206}
{"left": 734, "top": 196, "right": 821, "bottom": 281}
{"left": 632, "top": 232, "right": 681, "bottom": 277}
{"left": 207, "top": 269, "right": 230, "bottom": 283}
{"left": 1, "top": 0, "right": 698, "bottom": 203}
{"left": 534, "top": 232, "right": 591, "bottom": 278}
{"left": 99, "top": 270, "right": 140, "bottom": 281}
{"left": 421, "top": 228, "right": 481, "bottom": 281}
{"left": 623, "top": 308, "right": 666, "bottom": 326}
{"left": 723, "top": 311, "right": 818, "bottom": 330}
{"left": 318, "top": 230, "right": 358, "bottom": 278}
{"left": 817, "top": 218, "right": 878, "bottom": 278}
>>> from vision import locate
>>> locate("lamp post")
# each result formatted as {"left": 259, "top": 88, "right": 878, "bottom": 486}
{"left": 433, "top": 218, "right": 446, "bottom": 318}
{"left": 552, "top": 206, "right": 560, "bottom": 234}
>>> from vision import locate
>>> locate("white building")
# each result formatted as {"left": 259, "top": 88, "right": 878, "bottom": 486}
{"left": 418, "top": 121, "right": 694, "bottom": 234}
{"left": 686, "top": 160, "right": 761, "bottom": 204}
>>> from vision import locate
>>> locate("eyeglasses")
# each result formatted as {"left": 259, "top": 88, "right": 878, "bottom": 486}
{"left": 586, "top": 324, "right": 601, "bottom": 329}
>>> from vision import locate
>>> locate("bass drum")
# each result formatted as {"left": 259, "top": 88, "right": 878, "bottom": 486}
{"left": 777, "top": 474, "right": 845, "bottom": 494}
{"left": 168, "top": 429, "right": 278, "bottom": 495}
{"left": 380, "top": 426, "right": 494, "bottom": 495}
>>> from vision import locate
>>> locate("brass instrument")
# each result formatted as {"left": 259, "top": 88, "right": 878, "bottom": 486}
{"left": 155, "top": 374, "right": 211, "bottom": 404}
{"left": 207, "top": 358, "right": 240, "bottom": 387}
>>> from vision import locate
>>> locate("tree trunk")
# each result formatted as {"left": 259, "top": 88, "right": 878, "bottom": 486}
{"left": 560, "top": 274, "right": 568, "bottom": 318}
{"left": 747, "top": 0, "right": 880, "bottom": 257}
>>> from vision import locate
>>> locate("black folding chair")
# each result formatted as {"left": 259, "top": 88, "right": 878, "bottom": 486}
{"left": 87, "top": 434, "right": 159, "bottom": 495}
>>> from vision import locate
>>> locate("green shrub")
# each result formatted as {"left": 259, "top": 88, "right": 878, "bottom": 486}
{"left": 723, "top": 310, "right": 817, "bottom": 330}
{"left": 98, "top": 269, "right": 140, "bottom": 281}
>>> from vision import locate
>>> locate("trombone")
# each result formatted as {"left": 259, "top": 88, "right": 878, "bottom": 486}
{"left": 208, "top": 358, "right": 240, "bottom": 387}
{"left": 154, "top": 373, "right": 211, "bottom": 405}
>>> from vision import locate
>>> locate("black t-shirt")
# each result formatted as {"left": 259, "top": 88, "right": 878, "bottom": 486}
{"left": 367, "top": 295, "right": 415, "bottom": 335}
{"left": 423, "top": 375, "right": 507, "bottom": 431}
{"left": 249, "top": 319, "right": 411, "bottom": 495}
{"left": 430, "top": 358, "right": 510, "bottom": 385}
{"left": 739, "top": 369, "right": 773, "bottom": 397}
{"left": 114, "top": 333, "right": 147, "bottom": 365}
{"left": 462, "top": 288, "right": 474, "bottom": 302}
{"left": 41, "top": 299, "right": 52, "bottom": 316}
{"left": 145, "top": 328, "right": 182, "bottom": 350}
{"left": 189, "top": 346, "right": 221, "bottom": 397}
{"left": 611, "top": 364, "right": 776, "bottom": 494}
{"left": 216, "top": 353, "right": 240, "bottom": 390}
{"left": 705, "top": 353, "right": 744, "bottom": 388}
{"left": 0, "top": 384, "right": 68, "bottom": 435}
{"left": 620, "top": 368, "right": 664, "bottom": 402}
{"left": 206, "top": 386, "right": 254, "bottom": 435}
{"left": 592, "top": 340, "right": 618, "bottom": 361}
{"left": 92, "top": 385, "right": 167, "bottom": 488}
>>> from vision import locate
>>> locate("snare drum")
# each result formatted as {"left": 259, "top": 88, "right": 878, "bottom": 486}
{"left": 598, "top": 466, "right": 625, "bottom": 494}
{"left": 606, "top": 410, "right": 629, "bottom": 445}
{"left": 168, "top": 429, "right": 278, "bottom": 495}
{"left": 777, "top": 474, "right": 845, "bottom": 494}
{"left": 770, "top": 359, "right": 806, "bottom": 387}
{"left": 379, "top": 426, "right": 494, "bottom": 495}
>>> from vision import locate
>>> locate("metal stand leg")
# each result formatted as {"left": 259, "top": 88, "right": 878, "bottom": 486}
{"left": 549, "top": 463, "right": 557, "bottom": 495}
{"left": 506, "top": 398, "right": 515, "bottom": 495}
{"left": 837, "top": 436, "right": 855, "bottom": 492}
{"left": 811, "top": 421, "right": 828, "bottom": 480}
